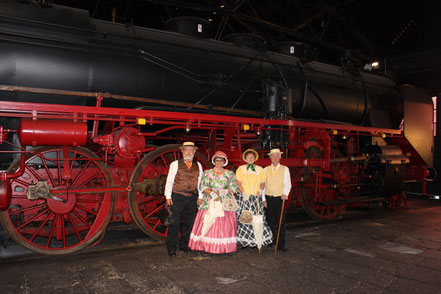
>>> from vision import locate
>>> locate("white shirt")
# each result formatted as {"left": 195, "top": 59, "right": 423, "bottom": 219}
{"left": 164, "top": 160, "right": 204, "bottom": 199}
{"left": 263, "top": 163, "right": 292, "bottom": 201}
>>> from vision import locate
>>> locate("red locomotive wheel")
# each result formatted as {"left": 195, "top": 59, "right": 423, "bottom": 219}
{"left": 0, "top": 146, "right": 115, "bottom": 254}
{"left": 129, "top": 144, "right": 210, "bottom": 240}
{"left": 301, "top": 176, "right": 347, "bottom": 221}
{"left": 383, "top": 191, "right": 406, "bottom": 209}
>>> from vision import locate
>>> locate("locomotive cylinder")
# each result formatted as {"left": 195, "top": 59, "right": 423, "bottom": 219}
{"left": 19, "top": 119, "right": 88, "bottom": 147}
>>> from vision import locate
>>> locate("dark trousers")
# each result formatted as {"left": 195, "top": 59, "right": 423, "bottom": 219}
{"left": 166, "top": 193, "right": 198, "bottom": 252}
{"left": 266, "top": 196, "right": 286, "bottom": 249}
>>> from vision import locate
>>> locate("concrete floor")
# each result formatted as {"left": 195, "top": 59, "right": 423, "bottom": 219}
{"left": 1, "top": 197, "right": 441, "bottom": 294}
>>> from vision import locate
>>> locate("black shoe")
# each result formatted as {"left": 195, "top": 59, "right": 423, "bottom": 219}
{"left": 179, "top": 247, "right": 192, "bottom": 253}
{"left": 241, "top": 246, "right": 248, "bottom": 250}
{"left": 167, "top": 250, "right": 176, "bottom": 257}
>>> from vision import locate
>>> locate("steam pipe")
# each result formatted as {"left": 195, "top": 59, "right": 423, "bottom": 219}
{"left": 1, "top": 151, "right": 25, "bottom": 180}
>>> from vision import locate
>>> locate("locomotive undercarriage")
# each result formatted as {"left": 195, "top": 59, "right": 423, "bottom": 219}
{"left": 0, "top": 86, "right": 429, "bottom": 255}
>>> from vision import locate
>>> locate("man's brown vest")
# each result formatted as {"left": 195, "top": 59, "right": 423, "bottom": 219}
{"left": 172, "top": 159, "right": 199, "bottom": 196}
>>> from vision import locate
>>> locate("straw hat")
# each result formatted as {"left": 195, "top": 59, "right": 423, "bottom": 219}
{"left": 179, "top": 141, "right": 198, "bottom": 150}
{"left": 211, "top": 151, "right": 228, "bottom": 167}
{"left": 242, "top": 149, "right": 259, "bottom": 162}
{"left": 267, "top": 148, "right": 283, "bottom": 156}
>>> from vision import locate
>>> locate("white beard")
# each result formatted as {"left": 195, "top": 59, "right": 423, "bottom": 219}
{"left": 184, "top": 156, "right": 194, "bottom": 161}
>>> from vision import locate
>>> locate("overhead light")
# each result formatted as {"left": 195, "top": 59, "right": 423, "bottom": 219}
{"left": 219, "top": 0, "right": 225, "bottom": 8}
{"left": 363, "top": 61, "right": 380, "bottom": 71}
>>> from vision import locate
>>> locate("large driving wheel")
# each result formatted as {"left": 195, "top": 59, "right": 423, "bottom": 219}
{"left": 383, "top": 191, "right": 406, "bottom": 209}
{"left": 0, "top": 146, "right": 115, "bottom": 254}
{"left": 301, "top": 175, "right": 347, "bottom": 221}
{"left": 129, "top": 144, "right": 210, "bottom": 240}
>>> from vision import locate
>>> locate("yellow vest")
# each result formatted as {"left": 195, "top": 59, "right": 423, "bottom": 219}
{"left": 265, "top": 165, "right": 286, "bottom": 196}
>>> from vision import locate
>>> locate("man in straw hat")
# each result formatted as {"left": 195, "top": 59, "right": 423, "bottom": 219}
{"left": 264, "top": 148, "right": 291, "bottom": 252}
{"left": 164, "top": 142, "right": 203, "bottom": 257}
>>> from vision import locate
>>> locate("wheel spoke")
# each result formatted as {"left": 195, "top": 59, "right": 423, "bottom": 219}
{"left": 138, "top": 196, "right": 162, "bottom": 206}
{"left": 16, "top": 208, "right": 49, "bottom": 230}
{"left": 61, "top": 214, "right": 66, "bottom": 248}
{"left": 153, "top": 219, "right": 161, "bottom": 229}
{"left": 159, "top": 155, "right": 169, "bottom": 170}
{"left": 72, "top": 209, "right": 91, "bottom": 229}
{"left": 147, "top": 164, "right": 161, "bottom": 177}
{"left": 143, "top": 203, "right": 165, "bottom": 219}
{"left": 75, "top": 204, "right": 98, "bottom": 216}
{"left": 24, "top": 165, "right": 43, "bottom": 181}
{"left": 12, "top": 194, "right": 30, "bottom": 199}
{"left": 145, "top": 218, "right": 161, "bottom": 224}
{"left": 41, "top": 157, "right": 56, "bottom": 187}
{"left": 9, "top": 203, "right": 46, "bottom": 215}
{"left": 69, "top": 150, "right": 77, "bottom": 172}
{"left": 74, "top": 170, "right": 104, "bottom": 188}
{"left": 67, "top": 212, "right": 82, "bottom": 242}
{"left": 13, "top": 178, "right": 31, "bottom": 187}
{"left": 71, "top": 160, "right": 92, "bottom": 187}
{"left": 46, "top": 213, "right": 58, "bottom": 248}
{"left": 30, "top": 211, "right": 53, "bottom": 242}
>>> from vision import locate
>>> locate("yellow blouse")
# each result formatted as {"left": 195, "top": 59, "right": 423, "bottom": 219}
{"left": 235, "top": 164, "right": 266, "bottom": 196}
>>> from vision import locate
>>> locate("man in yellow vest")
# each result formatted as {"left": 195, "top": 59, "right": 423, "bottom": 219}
{"left": 264, "top": 148, "right": 291, "bottom": 251}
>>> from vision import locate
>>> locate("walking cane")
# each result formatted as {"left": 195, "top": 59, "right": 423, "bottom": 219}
{"left": 275, "top": 199, "right": 286, "bottom": 254}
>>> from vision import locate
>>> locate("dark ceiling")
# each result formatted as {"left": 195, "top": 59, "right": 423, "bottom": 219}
{"left": 50, "top": 0, "right": 441, "bottom": 94}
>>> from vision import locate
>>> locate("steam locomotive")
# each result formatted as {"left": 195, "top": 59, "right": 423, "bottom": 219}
{"left": 0, "top": 0, "right": 433, "bottom": 254}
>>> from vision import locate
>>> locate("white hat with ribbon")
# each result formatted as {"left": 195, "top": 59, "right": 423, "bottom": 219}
{"left": 267, "top": 148, "right": 283, "bottom": 156}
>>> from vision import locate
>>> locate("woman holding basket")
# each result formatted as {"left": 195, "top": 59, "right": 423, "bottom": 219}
{"left": 189, "top": 151, "right": 238, "bottom": 254}
{"left": 235, "top": 149, "right": 273, "bottom": 250}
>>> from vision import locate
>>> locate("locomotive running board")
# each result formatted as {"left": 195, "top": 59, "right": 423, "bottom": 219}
{"left": 316, "top": 197, "right": 386, "bottom": 206}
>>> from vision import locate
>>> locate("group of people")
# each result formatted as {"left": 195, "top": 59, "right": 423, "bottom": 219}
{"left": 164, "top": 142, "right": 291, "bottom": 257}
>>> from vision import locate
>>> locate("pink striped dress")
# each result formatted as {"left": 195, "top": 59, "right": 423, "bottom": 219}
{"left": 189, "top": 169, "right": 238, "bottom": 254}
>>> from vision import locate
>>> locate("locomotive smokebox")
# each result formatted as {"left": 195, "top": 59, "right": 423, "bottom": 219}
{"left": 0, "top": 180, "right": 11, "bottom": 211}
{"left": 19, "top": 119, "right": 88, "bottom": 147}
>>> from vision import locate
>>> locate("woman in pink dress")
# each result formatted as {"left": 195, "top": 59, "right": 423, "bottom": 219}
{"left": 189, "top": 151, "right": 238, "bottom": 254}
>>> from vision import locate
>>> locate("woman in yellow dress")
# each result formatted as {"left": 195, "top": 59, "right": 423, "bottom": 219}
{"left": 235, "top": 149, "right": 273, "bottom": 249}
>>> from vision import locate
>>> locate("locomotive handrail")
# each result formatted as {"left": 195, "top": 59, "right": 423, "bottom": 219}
{"left": 0, "top": 85, "right": 261, "bottom": 116}
{"left": 0, "top": 84, "right": 404, "bottom": 136}
{"left": 0, "top": 99, "right": 402, "bottom": 137}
